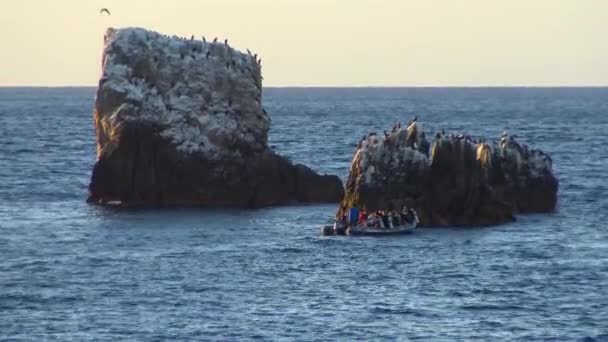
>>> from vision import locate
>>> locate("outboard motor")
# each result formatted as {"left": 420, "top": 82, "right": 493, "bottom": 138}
{"left": 333, "top": 220, "right": 347, "bottom": 235}
{"left": 321, "top": 225, "right": 334, "bottom": 236}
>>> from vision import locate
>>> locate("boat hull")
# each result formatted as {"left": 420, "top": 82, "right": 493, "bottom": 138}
{"left": 346, "top": 223, "right": 416, "bottom": 236}
{"left": 321, "top": 212, "right": 419, "bottom": 236}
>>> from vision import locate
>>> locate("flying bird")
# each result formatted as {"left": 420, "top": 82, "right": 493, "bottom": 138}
{"left": 100, "top": 8, "right": 111, "bottom": 15}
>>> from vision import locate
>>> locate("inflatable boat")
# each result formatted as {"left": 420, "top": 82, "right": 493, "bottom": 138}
{"left": 321, "top": 210, "right": 419, "bottom": 236}
{"left": 346, "top": 220, "right": 417, "bottom": 236}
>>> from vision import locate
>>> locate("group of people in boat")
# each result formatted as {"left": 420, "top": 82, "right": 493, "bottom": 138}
{"left": 337, "top": 206, "right": 417, "bottom": 229}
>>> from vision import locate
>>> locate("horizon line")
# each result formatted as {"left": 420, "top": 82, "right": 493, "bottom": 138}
{"left": 1, "top": 85, "right": 607, "bottom": 89}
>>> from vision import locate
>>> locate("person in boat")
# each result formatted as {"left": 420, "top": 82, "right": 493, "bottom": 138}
{"left": 358, "top": 210, "right": 367, "bottom": 226}
{"left": 386, "top": 204, "right": 398, "bottom": 228}
{"left": 374, "top": 211, "right": 380, "bottom": 228}
{"left": 348, "top": 207, "right": 360, "bottom": 227}
{"left": 404, "top": 207, "right": 417, "bottom": 224}
{"left": 391, "top": 211, "right": 400, "bottom": 227}
{"left": 380, "top": 210, "right": 390, "bottom": 229}
{"left": 408, "top": 208, "right": 417, "bottom": 223}
{"left": 341, "top": 213, "right": 348, "bottom": 227}
{"left": 333, "top": 217, "right": 341, "bottom": 231}
{"left": 365, "top": 213, "right": 372, "bottom": 227}
{"left": 400, "top": 207, "right": 412, "bottom": 224}
{"left": 369, "top": 213, "right": 379, "bottom": 228}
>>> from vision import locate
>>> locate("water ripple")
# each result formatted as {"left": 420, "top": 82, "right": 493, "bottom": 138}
{"left": 1, "top": 87, "right": 607, "bottom": 340}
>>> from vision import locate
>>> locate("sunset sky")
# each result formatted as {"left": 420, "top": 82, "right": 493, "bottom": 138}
{"left": 1, "top": 0, "right": 607, "bottom": 86}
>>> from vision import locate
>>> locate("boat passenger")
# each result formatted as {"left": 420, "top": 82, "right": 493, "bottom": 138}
{"left": 358, "top": 210, "right": 367, "bottom": 225}
{"left": 333, "top": 218, "right": 341, "bottom": 231}
{"left": 380, "top": 211, "right": 390, "bottom": 229}
{"left": 370, "top": 213, "right": 380, "bottom": 228}
{"left": 348, "top": 207, "right": 360, "bottom": 227}
{"left": 374, "top": 211, "right": 383, "bottom": 228}
{"left": 391, "top": 212, "right": 400, "bottom": 227}
{"left": 407, "top": 208, "right": 417, "bottom": 223}
{"left": 400, "top": 207, "right": 412, "bottom": 224}
{"left": 388, "top": 212, "right": 395, "bottom": 228}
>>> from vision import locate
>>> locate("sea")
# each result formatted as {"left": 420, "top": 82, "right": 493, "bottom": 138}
{"left": 1, "top": 87, "right": 607, "bottom": 341}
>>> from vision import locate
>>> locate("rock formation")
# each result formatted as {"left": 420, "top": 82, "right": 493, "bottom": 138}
{"left": 88, "top": 27, "right": 343, "bottom": 207}
{"left": 338, "top": 120, "right": 558, "bottom": 226}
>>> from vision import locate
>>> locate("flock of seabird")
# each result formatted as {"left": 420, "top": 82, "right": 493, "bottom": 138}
{"left": 354, "top": 115, "right": 510, "bottom": 152}
{"left": 99, "top": 7, "right": 263, "bottom": 86}
{"left": 500, "top": 131, "right": 552, "bottom": 163}
{"left": 356, "top": 120, "right": 551, "bottom": 174}
{"left": 98, "top": 6, "right": 549, "bottom": 168}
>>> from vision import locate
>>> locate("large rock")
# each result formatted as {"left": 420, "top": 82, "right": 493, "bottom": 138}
{"left": 338, "top": 120, "right": 558, "bottom": 226}
{"left": 88, "top": 27, "right": 343, "bottom": 207}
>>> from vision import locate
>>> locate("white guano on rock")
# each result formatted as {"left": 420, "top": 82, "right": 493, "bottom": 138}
{"left": 98, "top": 27, "right": 268, "bottom": 158}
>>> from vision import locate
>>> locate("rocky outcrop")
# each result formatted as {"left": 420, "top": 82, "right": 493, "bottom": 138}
{"left": 338, "top": 120, "right": 558, "bottom": 226}
{"left": 88, "top": 27, "right": 343, "bottom": 207}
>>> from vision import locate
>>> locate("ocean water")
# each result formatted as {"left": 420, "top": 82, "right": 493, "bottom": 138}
{"left": 1, "top": 87, "right": 607, "bottom": 341}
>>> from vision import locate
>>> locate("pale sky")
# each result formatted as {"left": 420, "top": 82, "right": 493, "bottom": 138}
{"left": 1, "top": 0, "right": 607, "bottom": 86}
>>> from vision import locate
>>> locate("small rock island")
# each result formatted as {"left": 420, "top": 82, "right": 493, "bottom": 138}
{"left": 337, "top": 120, "right": 558, "bottom": 226}
{"left": 88, "top": 28, "right": 343, "bottom": 207}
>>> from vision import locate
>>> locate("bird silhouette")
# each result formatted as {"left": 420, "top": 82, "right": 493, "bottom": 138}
{"left": 100, "top": 8, "right": 111, "bottom": 15}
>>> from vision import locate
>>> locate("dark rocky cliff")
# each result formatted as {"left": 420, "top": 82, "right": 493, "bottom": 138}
{"left": 88, "top": 27, "right": 343, "bottom": 207}
{"left": 337, "top": 120, "right": 557, "bottom": 226}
